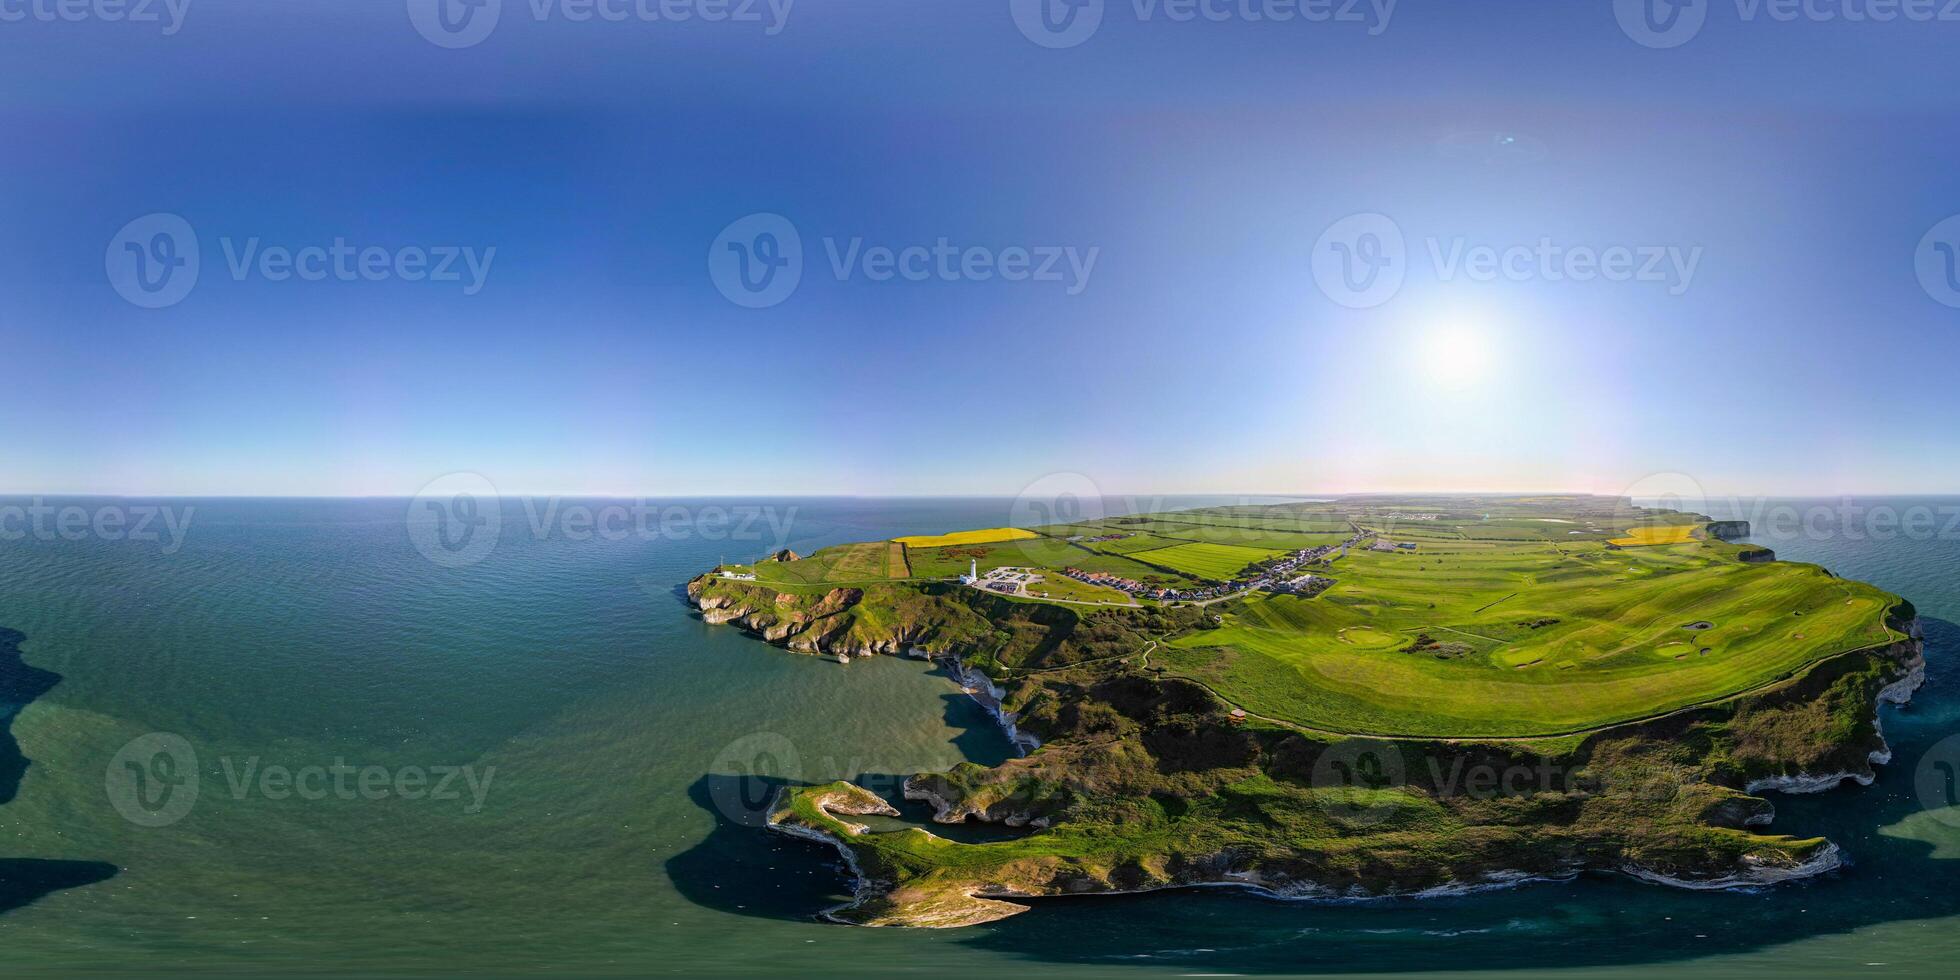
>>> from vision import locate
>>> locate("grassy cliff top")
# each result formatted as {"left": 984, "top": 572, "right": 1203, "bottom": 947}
{"left": 706, "top": 495, "right": 1905, "bottom": 739}
{"left": 699, "top": 495, "right": 1921, "bottom": 927}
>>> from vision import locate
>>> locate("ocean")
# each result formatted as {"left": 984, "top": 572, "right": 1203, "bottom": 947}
{"left": 1, "top": 495, "right": 1957, "bottom": 977}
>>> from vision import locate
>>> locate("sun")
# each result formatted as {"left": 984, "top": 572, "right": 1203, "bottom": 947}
{"left": 1419, "top": 320, "right": 1495, "bottom": 389}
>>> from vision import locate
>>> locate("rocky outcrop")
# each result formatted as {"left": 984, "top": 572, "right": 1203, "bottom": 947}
{"left": 768, "top": 783, "right": 1031, "bottom": 928}
{"left": 687, "top": 579, "right": 900, "bottom": 660}
{"left": 1706, "top": 520, "right": 1752, "bottom": 541}
{"left": 1739, "top": 619, "right": 1925, "bottom": 794}
{"left": 946, "top": 660, "right": 1041, "bottom": 754}
{"left": 1620, "top": 843, "right": 1842, "bottom": 890}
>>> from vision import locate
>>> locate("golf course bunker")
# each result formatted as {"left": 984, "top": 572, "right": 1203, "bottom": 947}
{"left": 1656, "top": 640, "right": 1697, "bottom": 660}
{"left": 1683, "top": 621, "right": 1716, "bottom": 631}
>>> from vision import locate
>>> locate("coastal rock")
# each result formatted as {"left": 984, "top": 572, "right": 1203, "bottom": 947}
{"left": 1739, "top": 622, "right": 1924, "bottom": 796}
{"left": 1621, "top": 843, "right": 1842, "bottom": 890}
{"left": 1705, "top": 520, "right": 1752, "bottom": 542}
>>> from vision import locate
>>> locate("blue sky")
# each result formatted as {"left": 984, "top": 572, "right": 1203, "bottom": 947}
{"left": 3, "top": 0, "right": 1959, "bottom": 497}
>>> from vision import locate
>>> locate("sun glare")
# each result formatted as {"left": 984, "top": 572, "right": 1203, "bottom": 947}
{"left": 1420, "top": 320, "right": 1495, "bottom": 389}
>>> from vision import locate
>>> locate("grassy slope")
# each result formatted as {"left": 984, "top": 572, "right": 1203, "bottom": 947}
{"left": 1159, "top": 535, "right": 1900, "bottom": 737}
{"left": 1129, "top": 541, "right": 1285, "bottom": 580}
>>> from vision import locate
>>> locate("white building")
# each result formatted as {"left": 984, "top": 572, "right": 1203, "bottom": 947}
{"left": 959, "top": 558, "right": 979, "bottom": 585}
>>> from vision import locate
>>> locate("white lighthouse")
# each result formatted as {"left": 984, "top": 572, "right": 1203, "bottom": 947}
{"left": 960, "top": 558, "right": 979, "bottom": 585}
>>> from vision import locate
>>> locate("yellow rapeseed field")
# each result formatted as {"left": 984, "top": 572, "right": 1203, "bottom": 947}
{"left": 892, "top": 527, "right": 1039, "bottom": 548}
{"left": 1609, "top": 524, "right": 1699, "bottom": 547}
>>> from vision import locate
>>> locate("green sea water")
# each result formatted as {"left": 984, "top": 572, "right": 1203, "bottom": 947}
{"left": 1, "top": 496, "right": 1957, "bottom": 977}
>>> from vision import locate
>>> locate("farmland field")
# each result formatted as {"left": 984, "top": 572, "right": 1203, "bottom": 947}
{"left": 1043, "top": 516, "right": 1349, "bottom": 553}
{"left": 1069, "top": 532, "right": 1195, "bottom": 555}
{"left": 893, "top": 527, "right": 1038, "bottom": 548}
{"left": 1611, "top": 524, "right": 1699, "bottom": 546}
{"left": 1131, "top": 541, "right": 1285, "bottom": 581}
{"left": 752, "top": 541, "right": 902, "bottom": 587}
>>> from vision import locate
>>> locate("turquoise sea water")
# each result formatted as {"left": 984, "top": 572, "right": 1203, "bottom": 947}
{"left": 1, "top": 495, "right": 1957, "bottom": 977}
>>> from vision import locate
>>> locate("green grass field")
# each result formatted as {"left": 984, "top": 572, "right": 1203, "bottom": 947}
{"left": 751, "top": 541, "right": 900, "bottom": 587}
{"left": 1025, "top": 573, "right": 1137, "bottom": 605}
{"left": 1130, "top": 541, "right": 1285, "bottom": 581}
{"left": 1158, "top": 532, "right": 1902, "bottom": 737}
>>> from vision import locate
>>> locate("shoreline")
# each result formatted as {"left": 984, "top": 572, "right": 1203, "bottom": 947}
{"left": 693, "top": 536, "right": 1927, "bottom": 929}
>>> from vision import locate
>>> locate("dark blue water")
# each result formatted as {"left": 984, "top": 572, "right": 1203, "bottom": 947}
{"left": 0, "top": 495, "right": 1955, "bottom": 976}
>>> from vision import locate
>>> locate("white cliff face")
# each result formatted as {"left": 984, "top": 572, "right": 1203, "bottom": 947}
{"left": 946, "top": 658, "right": 1040, "bottom": 754}
{"left": 1621, "top": 843, "right": 1843, "bottom": 890}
